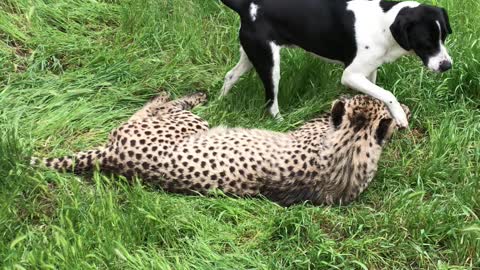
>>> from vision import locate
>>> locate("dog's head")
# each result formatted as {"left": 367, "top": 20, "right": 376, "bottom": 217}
{"left": 391, "top": 5, "right": 453, "bottom": 73}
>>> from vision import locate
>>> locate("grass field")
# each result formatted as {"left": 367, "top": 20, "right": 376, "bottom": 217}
{"left": 0, "top": 0, "right": 479, "bottom": 268}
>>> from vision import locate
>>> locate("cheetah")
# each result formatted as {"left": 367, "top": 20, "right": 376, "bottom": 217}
{"left": 32, "top": 92, "right": 410, "bottom": 206}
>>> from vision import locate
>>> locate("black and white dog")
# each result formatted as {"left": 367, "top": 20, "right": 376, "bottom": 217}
{"left": 219, "top": 0, "right": 453, "bottom": 127}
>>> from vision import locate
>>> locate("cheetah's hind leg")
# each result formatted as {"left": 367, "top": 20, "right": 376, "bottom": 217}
{"left": 128, "top": 92, "right": 171, "bottom": 122}
{"left": 154, "top": 91, "right": 208, "bottom": 114}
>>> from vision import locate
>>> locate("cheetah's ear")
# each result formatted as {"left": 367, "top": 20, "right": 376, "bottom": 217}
{"left": 376, "top": 118, "right": 393, "bottom": 145}
{"left": 331, "top": 100, "right": 345, "bottom": 128}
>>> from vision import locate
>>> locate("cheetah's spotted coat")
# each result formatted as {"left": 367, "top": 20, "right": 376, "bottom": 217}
{"left": 34, "top": 92, "right": 410, "bottom": 206}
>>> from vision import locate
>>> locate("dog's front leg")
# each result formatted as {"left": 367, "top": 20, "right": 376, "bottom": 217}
{"left": 367, "top": 70, "right": 377, "bottom": 84}
{"left": 341, "top": 70, "right": 408, "bottom": 128}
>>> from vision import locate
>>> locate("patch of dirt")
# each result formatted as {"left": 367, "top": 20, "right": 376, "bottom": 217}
{"left": 408, "top": 127, "right": 428, "bottom": 140}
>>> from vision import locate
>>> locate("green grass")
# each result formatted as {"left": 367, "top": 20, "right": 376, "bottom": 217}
{"left": 0, "top": 0, "right": 479, "bottom": 268}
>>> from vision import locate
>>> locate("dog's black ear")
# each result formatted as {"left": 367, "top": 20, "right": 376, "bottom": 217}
{"left": 390, "top": 8, "right": 412, "bottom": 51}
{"left": 331, "top": 100, "right": 345, "bottom": 128}
{"left": 441, "top": 8, "right": 452, "bottom": 34}
{"left": 376, "top": 118, "right": 393, "bottom": 145}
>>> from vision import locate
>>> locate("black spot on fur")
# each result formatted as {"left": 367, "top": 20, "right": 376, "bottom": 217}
{"left": 193, "top": 183, "right": 202, "bottom": 189}
{"left": 352, "top": 113, "right": 367, "bottom": 132}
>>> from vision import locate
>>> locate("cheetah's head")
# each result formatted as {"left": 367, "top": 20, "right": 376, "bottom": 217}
{"left": 330, "top": 95, "right": 411, "bottom": 145}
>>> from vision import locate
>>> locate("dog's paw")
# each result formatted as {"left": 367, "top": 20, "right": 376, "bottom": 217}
{"left": 386, "top": 101, "right": 409, "bottom": 129}
{"left": 219, "top": 84, "right": 232, "bottom": 98}
{"left": 274, "top": 114, "right": 285, "bottom": 122}
{"left": 391, "top": 106, "right": 409, "bottom": 129}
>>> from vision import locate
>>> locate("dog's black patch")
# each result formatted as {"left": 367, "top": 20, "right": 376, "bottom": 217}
{"left": 390, "top": 7, "right": 413, "bottom": 50}
{"left": 441, "top": 8, "right": 452, "bottom": 34}
{"left": 380, "top": 1, "right": 401, "bottom": 12}
{"left": 220, "top": 0, "right": 246, "bottom": 13}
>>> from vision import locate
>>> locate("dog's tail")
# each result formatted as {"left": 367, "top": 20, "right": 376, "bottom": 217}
{"left": 220, "top": 0, "right": 248, "bottom": 14}
{"left": 31, "top": 147, "right": 107, "bottom": 174}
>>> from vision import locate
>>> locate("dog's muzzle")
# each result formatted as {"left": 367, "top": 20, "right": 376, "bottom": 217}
{"left": 438, "top": 60, "right": 452, "bottom": 72}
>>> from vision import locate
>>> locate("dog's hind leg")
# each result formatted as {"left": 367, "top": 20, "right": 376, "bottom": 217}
{"left": 220, "top": 46, "right": 253, "bottom": 96}
{"left": 268, "top": 42, "right": 282, "bottom": 119}
{"left": 241, "top": 37, "right": 283, "bottom": 119}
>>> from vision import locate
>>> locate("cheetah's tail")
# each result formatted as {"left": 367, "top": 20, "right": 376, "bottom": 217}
{"left": 31, "top": 147, "right": 107, "bottom": 174}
